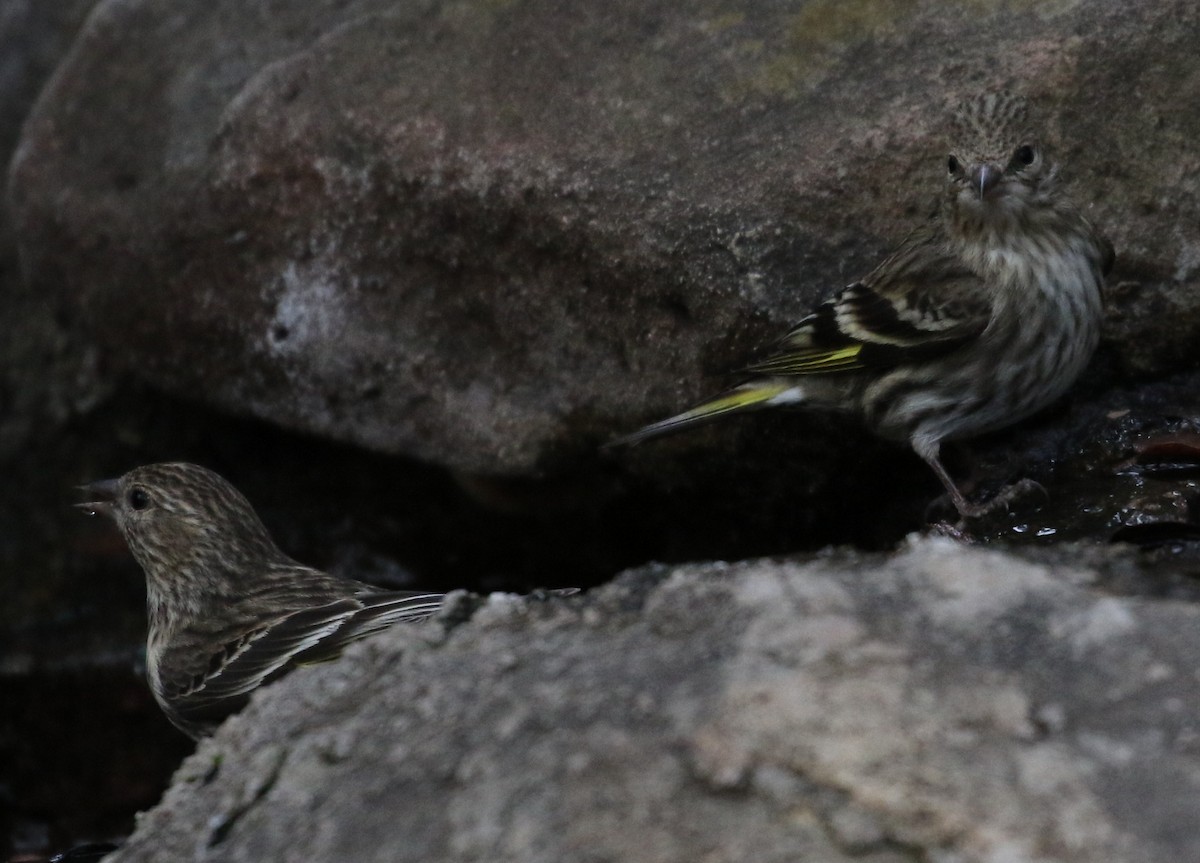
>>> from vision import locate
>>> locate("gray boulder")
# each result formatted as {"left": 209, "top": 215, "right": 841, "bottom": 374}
{"left": 9, "top": 0, "right": 1199, "bottom": 474}
{"left": 109, "top": 540, "right": 1200, "bottom": 863}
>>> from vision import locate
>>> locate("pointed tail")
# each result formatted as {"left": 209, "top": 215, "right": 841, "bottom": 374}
{"left": 606, "top": 382, "right": 801, "bottom": 448}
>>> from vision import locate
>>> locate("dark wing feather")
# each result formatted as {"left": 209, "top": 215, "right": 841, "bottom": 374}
{"left": 168, "top": 591, "right": 444, "bottom": 731}
{"left": 291, "top": 591, "right": 446, "bottom": 664}
{"left": 744, "top": 225, "right": 991, "bottom": 377}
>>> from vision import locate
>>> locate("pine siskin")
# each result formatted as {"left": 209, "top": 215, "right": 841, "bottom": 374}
{"left": 77, "top": 462, "right": 446, "bottom": 740}
{"left": 611, "top": 92, "right": 1114, "bottom": 519}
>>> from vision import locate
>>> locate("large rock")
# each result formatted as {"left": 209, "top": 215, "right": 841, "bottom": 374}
{"left": 0, "top": 0, "right": 102, "bottom": 457}
{"left": 108, "top": 540, "right": 1200, "bottom": 862}
{"left": 9, "top": 0, "right": 1199, "bottom": 474}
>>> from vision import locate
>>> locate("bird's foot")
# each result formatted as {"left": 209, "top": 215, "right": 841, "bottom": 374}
{"left": 956, "top": 478, "right": 1048, "bottom": 520}
{"left": 925, "top": 477, "right": 1047, "bottom": 532}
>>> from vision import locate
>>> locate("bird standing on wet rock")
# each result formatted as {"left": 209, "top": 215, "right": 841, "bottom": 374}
{"left": 78, "top": 462, "right": 446, "bottom": 740}
{"left": 611, "top": 92, "right": 1113, "bottom": 519}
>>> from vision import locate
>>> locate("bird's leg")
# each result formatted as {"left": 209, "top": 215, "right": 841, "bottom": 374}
{"left": 923, "top": 451, "right": 985, "bottom": 519}
{"left": 922, "top": 449, "right": 1045, "bottom": 520}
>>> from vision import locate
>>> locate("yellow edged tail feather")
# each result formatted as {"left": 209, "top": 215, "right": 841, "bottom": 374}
{"left": 607, "top": 382, "right": 800, "bottom": 447}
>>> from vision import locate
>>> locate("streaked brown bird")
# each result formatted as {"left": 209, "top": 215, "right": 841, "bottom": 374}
{"left": 78, "top": 462, "right": 445, "bottom": 740}
{"left": 611, "top": 92, "right": 1113, "bottom": 518}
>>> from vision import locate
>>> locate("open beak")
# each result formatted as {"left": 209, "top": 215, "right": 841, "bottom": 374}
{"left": 76, "top": 478, "right": 120, "bottom": 518}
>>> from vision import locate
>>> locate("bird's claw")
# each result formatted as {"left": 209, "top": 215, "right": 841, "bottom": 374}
{"left": 925, "top": 477, "right": 1047, "bottom": 527}
{"left": 958, "top": 477, "right": 1047, "bottom": 520}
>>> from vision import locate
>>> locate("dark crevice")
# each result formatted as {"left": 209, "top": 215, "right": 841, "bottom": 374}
{"left": 205, "top": 749, "right": 286, "bottom": 848}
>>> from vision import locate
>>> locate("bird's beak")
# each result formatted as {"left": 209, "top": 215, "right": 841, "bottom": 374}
{"left": 969, "top": 163, "right": 1002, "bottom": 199}
{"left": 76, "top": 478, "right": 120, "bottom": 518}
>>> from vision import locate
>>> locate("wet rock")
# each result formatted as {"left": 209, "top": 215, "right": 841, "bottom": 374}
{"left": 960, "top": 369, "right": 1200, "bottom": 551}
{"left": 107, "top": 540, "right": 1200, "bottom": 862}
{"left": 9, "top": 0, "right": 1198, "bottom": 475}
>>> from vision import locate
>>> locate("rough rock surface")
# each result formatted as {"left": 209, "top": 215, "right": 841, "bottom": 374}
{"left": 9, "top": 0, "right": 1199, "bottom": 474}
{"left": 110, "top": 540, "right": 1200, "bottom": 863}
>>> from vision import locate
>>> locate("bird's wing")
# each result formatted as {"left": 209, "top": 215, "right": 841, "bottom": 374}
{"left": 165, "top": 591, "right": 445, "bottom": 730}
{"left": 289, "top": 590, "right": 447, "bottom": 664}
{"left": 744, "top": 226, "right": 992, "bottom": 376}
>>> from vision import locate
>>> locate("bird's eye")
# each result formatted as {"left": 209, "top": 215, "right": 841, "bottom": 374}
{"left": 947, "top": 154, "right": 960, "bottom": 175}
{"left": 1014, "top": 144, "right": 1035, "bottom": 166}
{"left": 128, "top": 487, "right": 151, "bottom": 510}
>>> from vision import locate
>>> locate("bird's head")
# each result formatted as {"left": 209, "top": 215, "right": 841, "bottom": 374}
{"left": 78, "top": 462, "right": 286, "bottom": 591}
{"left": 943, "top": 92, "right": 1057, "bottom": 229}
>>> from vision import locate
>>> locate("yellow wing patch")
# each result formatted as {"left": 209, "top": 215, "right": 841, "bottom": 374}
{"left": 746, "top": 344, "right": 865, "bottom": 375}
